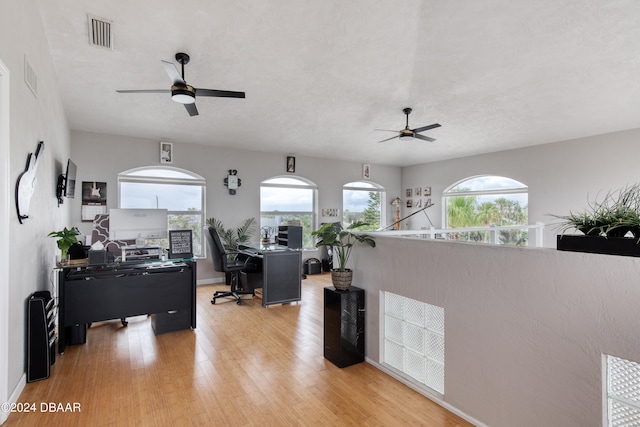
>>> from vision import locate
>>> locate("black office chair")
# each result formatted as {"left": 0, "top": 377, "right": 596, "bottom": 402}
{"left": 204, "top": 225, "right": 256, "bottom": 305}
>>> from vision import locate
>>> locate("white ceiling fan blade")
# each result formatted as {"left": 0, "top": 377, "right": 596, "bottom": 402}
{"left": 161, "top": 60, "right": 185, "bottom": 86}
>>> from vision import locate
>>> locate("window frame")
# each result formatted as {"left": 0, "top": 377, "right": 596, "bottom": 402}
{"left": 442, "top": 175, "right": 529, "bottom": 245}
{"left": 260, "top": 175, "right": 317, "bottom": 249}
{"left": 117, "top": 166, "right": 206, "bottom": 257}
{"left": 342, "top": 181, "right": 386, "bottom": 230}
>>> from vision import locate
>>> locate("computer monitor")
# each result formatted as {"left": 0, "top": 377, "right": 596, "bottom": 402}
{"left": 108, "top": 208, "right": 168, "bottom": 241}
{"left": 56, "top": 158, "right": 77, "bottom": 205}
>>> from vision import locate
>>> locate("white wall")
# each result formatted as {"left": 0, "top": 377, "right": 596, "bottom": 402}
{"left": 0, "top": 0, "right": 71, "bottom": 423}
{"left": 402, "top": 128, "right": 640, "bottom": 247}
{"left": 352, "top": 236, "right": 640, "bottom": 427}
{"left": 69, "top": 130, "right": 402, "bottom": 281}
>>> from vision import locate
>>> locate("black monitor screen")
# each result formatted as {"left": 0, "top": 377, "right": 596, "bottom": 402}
{"left": 65, "top": 159, "right": 77, "bottom": 198}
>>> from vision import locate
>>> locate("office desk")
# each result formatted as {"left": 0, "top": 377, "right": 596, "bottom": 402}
{"left": 239, "top": 244, "right": 302, "bottom": 307}
{"left": 57, "top": 260, "right": 196, "bottom": 353}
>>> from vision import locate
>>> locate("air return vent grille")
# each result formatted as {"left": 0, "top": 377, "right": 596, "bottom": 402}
{"left": 88, "top": 15, "right": 113, "bottom": 50}
{"left": 24, "top": 55, "right": 37, "bottom": 97}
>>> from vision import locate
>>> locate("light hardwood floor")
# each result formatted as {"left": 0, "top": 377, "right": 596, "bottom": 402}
{"left": 5, "top": 273, "right": 471, "bottom": 426}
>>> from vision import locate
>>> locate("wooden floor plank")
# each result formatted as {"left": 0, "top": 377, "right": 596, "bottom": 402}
{"left": 4, "top": 273, "right": 471, "bottom": 426}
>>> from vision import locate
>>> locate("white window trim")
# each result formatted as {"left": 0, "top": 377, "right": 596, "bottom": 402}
{"left": 343, "top": 180, "right": 387, "bottom": 227}
{"left": 260, "top": 175, "right": 318, "bottom": 249}
{"left": 117, "top": 166, "right": 206, "bottom": 257}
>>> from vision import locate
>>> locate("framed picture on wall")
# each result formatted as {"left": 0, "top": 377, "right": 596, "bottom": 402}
{"left": 286, "top": 156, "right": 295, "bottom": 173}
{"left": 81, "top": 181, "right": 107, "bottom": 222}
{"left": 363, "top": 164, "right": 370, "bottom": 179}
{"left": 160, "top": 142, "right": 173, "bottom": 164}
{"left": 424, "top": 186, "right": 432, "bottom": 197}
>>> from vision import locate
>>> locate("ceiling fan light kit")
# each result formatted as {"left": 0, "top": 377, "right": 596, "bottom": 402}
{"left": 376, "top": 107, "right": 441, "bottom": 143}
{"left": 116, "top": 52, "right": 245, "bottom": 116}
{"left": 171, "top": 85, "right": 196, "bottom": 104}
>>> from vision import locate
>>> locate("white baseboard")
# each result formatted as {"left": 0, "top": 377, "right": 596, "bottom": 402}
{"left": 1, "top": 373, "right": 26, "bottom": 425}
{"left": 365, "top": 358, "right": 487, "bottom": 427}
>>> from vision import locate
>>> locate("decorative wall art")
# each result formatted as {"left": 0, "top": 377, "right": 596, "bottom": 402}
{"left": 223, "top": 169, "right": 241, "bottom": 195}
{"left": 81, "top": 181, "right": 107, "bottom": 222}
{"left": 322, "top": 208, "right": 340, "bottom": 217}
{"left": 160, "top": 142, "right": 173, "bottom": 164}
{"left": 363, "top": 164, "right": 370, "bottom": 180}
{"left": 287, "top": 156, "right": 295, "bottom": 173}
{"left": 16, "top": 140, "right": 44, "bottom": 223}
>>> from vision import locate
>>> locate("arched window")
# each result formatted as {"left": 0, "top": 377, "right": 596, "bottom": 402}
{"left": 443, "top": 175, "right": 528, "bottom": 245}
{"left": 118, "top": 166, "right": 206, "bottom": 256}
{"left": 260, "top": 176, "right": 317, "bottom": 248}
{"left": 343, "top": 181, "right": 386, "bottom": 231}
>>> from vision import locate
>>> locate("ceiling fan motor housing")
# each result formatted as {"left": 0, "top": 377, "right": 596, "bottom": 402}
{"left": 399, "top": 129, "right": 414, "bottom": 140}
{"left": 171, "top": 85, "right": 196, "bottom": 104}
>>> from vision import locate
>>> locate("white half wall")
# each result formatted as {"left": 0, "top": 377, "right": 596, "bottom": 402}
{"left": 352, "top": 236, "right": 640, "bottom": 427}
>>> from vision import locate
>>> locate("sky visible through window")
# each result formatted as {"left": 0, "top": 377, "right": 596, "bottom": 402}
{"left": 447, "top": 176, "right": 527, "bottom": 207}
{"left": 120, "top": 182, "right": 202, "bottom": 210}
{"left": 344, "top": 181, "right": 379, "bottom": 213}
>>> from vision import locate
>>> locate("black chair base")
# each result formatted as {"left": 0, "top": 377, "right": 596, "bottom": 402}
{"left": 211, "top": 272, "right": 255, "bottom": 305}
{"left": 211, "top": 288, "right": 254, "bottom": 305}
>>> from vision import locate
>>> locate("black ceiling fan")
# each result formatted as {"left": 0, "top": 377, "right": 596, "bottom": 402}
{"left": 116, "top": 52, "right": 245, "bottom": 117}
{"left": 376, "top": 108, "right": 441, "bottom": 142}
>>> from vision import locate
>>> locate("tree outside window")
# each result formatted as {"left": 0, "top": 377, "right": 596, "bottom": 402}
{"left": 444, "top": 175, "right": 528, "bottom": 245}
{"left": 343, "top": 181, "right": 385, "bottom": 231}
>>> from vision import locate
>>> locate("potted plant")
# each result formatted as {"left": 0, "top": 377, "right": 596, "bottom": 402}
{"left": 312, "top": 221, "right": 376, "bottom": 290}
{"left": 552, "top": 184, "right": 640, "bottom": 256}
{"left": 206, "top": 217, "right": 257, "bottom": 251}
{"left": 48, "top": 227, "right": 80, "bottom": 265}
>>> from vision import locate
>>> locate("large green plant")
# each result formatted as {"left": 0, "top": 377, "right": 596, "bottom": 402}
{"left": 552, "top": 184, "right": 640, "bottom": 238}
{"left": 206, "top": 217, "right": 257, "bottom": 251}
{"left": 48, "top": 227, "right": 80, "bottom": 259}
{"left": 312, "top": 221, "right": 376, "bottom": 272}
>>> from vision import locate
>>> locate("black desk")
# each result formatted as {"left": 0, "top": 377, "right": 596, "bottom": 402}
{"left": 57, "top": 260, "right": 196, "bottom": 353}
{"left": 239, "top": 244, "right": 302, "bottom": 307}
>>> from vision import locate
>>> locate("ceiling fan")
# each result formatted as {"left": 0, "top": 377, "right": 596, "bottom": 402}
{"left": 376, "top": 108, "right": 441, "bottom": 142}
{"left": 116, "top": 52, "right": 245, "bottom": 117}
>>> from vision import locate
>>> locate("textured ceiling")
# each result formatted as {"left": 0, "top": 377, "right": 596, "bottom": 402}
{"left": 35, "top": 0, "right": 640, "bottom": 166}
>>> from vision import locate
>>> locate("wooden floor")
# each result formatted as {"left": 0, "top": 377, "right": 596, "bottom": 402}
{"left": 5, "top": 273, "right": 471, "bottom": 427}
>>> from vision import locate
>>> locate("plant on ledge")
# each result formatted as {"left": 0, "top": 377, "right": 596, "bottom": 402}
{"left": 48, "top": 227, "right": 80, "bottom": 261}
{"left": 552, "top": 184, "right": 640, "bottom": 239}
{"left": 312, "top": 221, "right": 376, "bottom": 290}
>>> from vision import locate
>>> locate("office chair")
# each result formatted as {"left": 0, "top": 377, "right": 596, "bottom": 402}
{"left": 204, "top": 226, "right": 256, "bottom": 305}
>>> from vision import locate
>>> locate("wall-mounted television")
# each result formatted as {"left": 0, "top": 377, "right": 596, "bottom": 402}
{"left": 108, "top": 208, "right": 168, "bottom": 241}
{"left": 56, "top": 158, "right": 77, "bottom": 205}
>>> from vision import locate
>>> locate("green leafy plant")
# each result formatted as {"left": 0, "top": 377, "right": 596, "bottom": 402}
{"left": 312, "top": 221, "right": 376, "bottom": 272}
{"left": 48, "top": 227, "right": 80, "bottom": 259}
{"left": 552, "top": 184, "right": 640, "bottom": 238}
{"left": 206, "top": 217, "right": 257, "bottom": 251}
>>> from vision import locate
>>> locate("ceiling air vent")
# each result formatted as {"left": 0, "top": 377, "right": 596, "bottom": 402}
{"left": 87, "top": 15, "right": 113, "bottom": 50}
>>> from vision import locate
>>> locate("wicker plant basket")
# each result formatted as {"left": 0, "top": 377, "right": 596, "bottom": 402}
{"left": 331, "top": 269, "right": 353, "bottom": 291}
